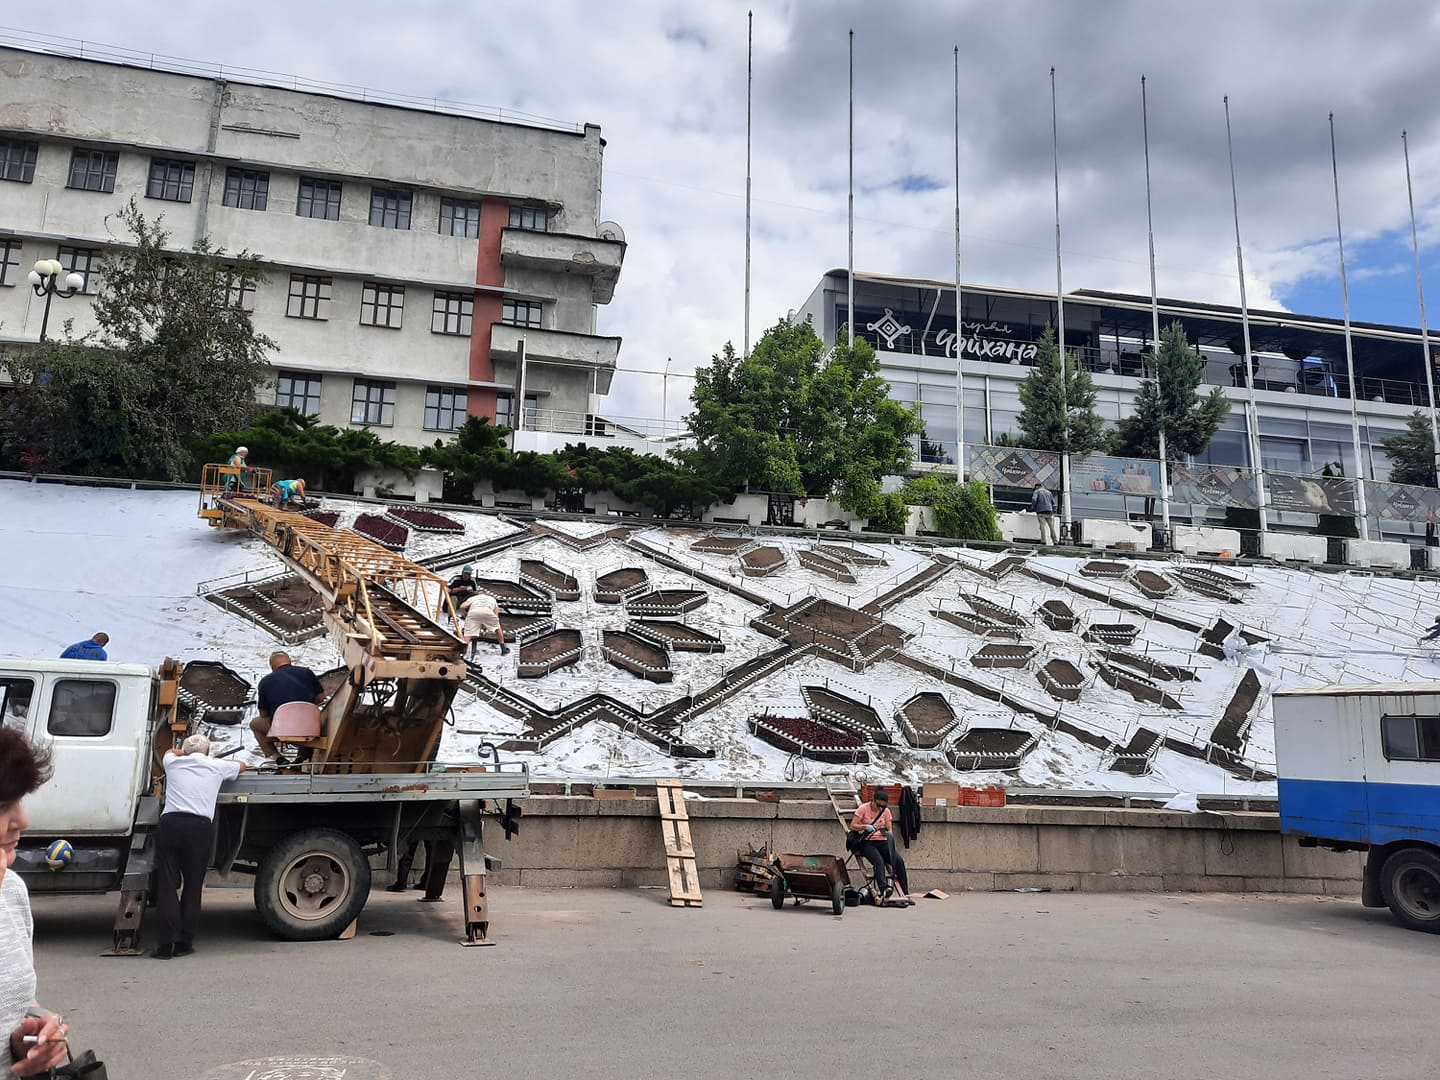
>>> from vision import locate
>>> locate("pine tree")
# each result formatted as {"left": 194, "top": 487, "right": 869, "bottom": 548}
{"left": 1110, "top": 321, "right": 1230, "bottom": 461}
{"left": 1015, "top": 324, "right": 1105, "bottom": 454}
{"left": 1380, "top": 410, "right": 1439, "bottom": 487}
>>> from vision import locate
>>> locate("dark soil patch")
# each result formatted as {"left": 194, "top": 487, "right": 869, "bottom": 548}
{"left": 932, "top": 609, "right": 1022, "bottom": 640}
{"left": 895, "top": 692, "right": 958, "bottom": 749}
{"left": 595, "top": 567, "right": 649, "bottom": 602}
{"left": 217, "top": 588, "right": 320, "bottom": 633}
{"left": 499, "top": 613, "right": 555, "bottom": 641}
{"left": 816, "top": 544, "right": 888, "bottom": 567}
{"left": 1038, "top": 659, "right": 1086, "bottom": 701}
{"left": 1082, "top": 622, "right": 1140, "bottom": 646}
{"left": 1211, "top": 669, "right": 1262, "bottom": 750}
{"left": 787, "top": 599, "right": 881, "bottom": 638}
{"left": 739, "top": 545, "right": 786, "bottom": 576}
{"left": 946, "top": 728, "right": 1037, "bottom": 770}
{"left": 691, "top": 536, "right": 751, "bottom": 554}
{"left": 518, "top": 629, "right": 583, "bottom": 678}
{"left": 179, "top": 662, "right": 251, "bottom": 708}
{"left": 801, "top": 685, "right": 890, "bottom": 744}
{"left": 1099, "top": 649, "right": 1196, "bottom": 682}
{"left": 474, "top": 578, "right": 552, "bottom": 612}
{"left": 1039, "top": 600, "right": 1077, "bottom": 632}
{"left": 1080, "top": 560, "right": 1132, "bottom": 579}
{"left": 961, "top": 594, "right": 1029, "bottom": 627}
{"left": 971, "top": 642, "right": 1035, "bottom": 669}
{"left": 261, "top": 577, "right": 321, "bottom": 612}
{"left": 797, "top": 549, "right": 857, "bottom": 583}
{"left": 352, "top": 513, "right": 409, "bottom": 550}
{"left": 601, "top": 630, "right": 672, "bottom": 682}
{"left": 301, "top": 510, "right": 340, "bottom": 528}
{"left": 519, "top": 560, "right": 581, "bottom": 601}
{"left": 1096, "top": 664, "right": 1181, "bottom": 709}
{"left": 1132, "top": 569, "right": 1176, "bottom": 599}
{"left": 1110, "top": 727, "right": 1162, "bottom": 775}
{"left": 749, "top": 714, "right": 869, "bottom": 762}
{"left": 630, "top": 620, "right": 725, "bottom": 652}
{"left": 976, "top": 555, "right": 1028, "bottom": 581}
{"left": 625, "top": 589, "right": 708, "bottom": 615}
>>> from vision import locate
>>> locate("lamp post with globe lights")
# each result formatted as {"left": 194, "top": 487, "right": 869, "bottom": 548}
{"left": 26, "top": 259, "right": 86, "bottom": 342}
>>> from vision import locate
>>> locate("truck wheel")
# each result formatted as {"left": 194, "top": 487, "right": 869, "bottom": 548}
{"left": 254, "top": 828, "right": 371, "bottom": 941}
{"left": 1379, "top": 847, "right": 1440, "bottom": 934}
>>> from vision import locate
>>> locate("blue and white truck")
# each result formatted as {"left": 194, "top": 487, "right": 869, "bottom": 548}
{"left": 1273, "top": 682, "right": 1440, "bottom": 933}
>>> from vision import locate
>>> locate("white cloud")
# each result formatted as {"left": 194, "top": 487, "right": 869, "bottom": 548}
{"left": 14, "top": 0, "right": 1440, "bottom": 420}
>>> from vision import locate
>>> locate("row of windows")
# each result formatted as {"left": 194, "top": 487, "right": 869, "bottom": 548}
{"left": 1, "top": 137, "right": 554, "bottom": 233}
{"left": 278, "top": 275, "right": 542, "bottom": 334}
{"left": 275, "top": 372, "right": 500, "bottom": 434}
{"left": 2, "top": 677, "right": 116, "bottom": 739}
{"left": 0, "top": 240, "right": 101, "bottom": 292}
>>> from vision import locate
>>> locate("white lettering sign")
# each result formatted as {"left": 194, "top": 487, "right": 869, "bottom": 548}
{"left": 936, "top": 330, "right": 1039, "bottom": 363}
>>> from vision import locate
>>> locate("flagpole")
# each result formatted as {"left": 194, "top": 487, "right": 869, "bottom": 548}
{"left": 1051, "top": 65, "right": 1071, "bottom": 536}
{"left": 954, "top": 45, "right": 965, "bottom": 483}
{"left": 1224, "top": 95, "right": 1269, "bottom": 537}
{"left": 1141, "top": 75, "right": 1171, "bottom": 533}
{"left": 1403, "top": 131, "right": 1440, "bottom": 487}
{"left": 1329, "top": 113, "right": 1370, "bottom": 539}
{"left": 846, "top": 28, "right": 855, "bottom": 349}
{"left": 743, "top": 10, "right": 753, "bottom": 361}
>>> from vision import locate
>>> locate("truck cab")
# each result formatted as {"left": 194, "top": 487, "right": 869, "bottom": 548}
{"left": 1274, "top": 682, "right": 1440, "bottom": 933}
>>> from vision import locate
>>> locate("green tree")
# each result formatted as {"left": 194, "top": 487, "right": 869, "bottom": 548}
{"left": 193, "top": 408, "right": 421, "bottom": 493}
{"left": 420, "top": 416, "right": 566, "bottom": 500}
{"left": 3, "top": 201, "right": 274, "bottom": 480}
{"left": 902, "top": 474, "right": 1003, "bottom": 541}
{"left": 1380, "top": 410, "right": 1439, "bottom": 487}
{"left": 1015, "top": 324, "right": 1105, "bottom": 454}
{"left": 686, "top": 319, "right": 923, "bottom": 513}
{"left": 1109, "top": 321, "right": 1230, "bottom": 461}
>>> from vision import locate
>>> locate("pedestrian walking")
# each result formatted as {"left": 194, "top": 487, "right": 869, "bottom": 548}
{"left": 1031, "top": 483, "right": 1059, "bottom": 546}
{"left": 152, "top": 734, "right": 245, "bottom": 959}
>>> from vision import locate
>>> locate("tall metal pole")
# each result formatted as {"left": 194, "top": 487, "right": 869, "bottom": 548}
{"left": 743, "top": 10, "right": 753, "bottom": 361}
{"left": 1224, "top": 96, "right": 1269, "bottom": 536}
{"left": 954, "top": 45, "right": 965, "bottom": 482}
{"left": 1329, "top": 113, "right": 1370, "bottom": 539}
{"left": 1403, "top": 131, "right": 1440, "bottom": 485}
{"left": 1141, "top": 75, "right": 1171, "bottom": 532}
{"left": 1051, "top": 66, "right": 1072, "bottom": 533}
{"left": 846, "top": 29, "right": 855, "bottom": 348}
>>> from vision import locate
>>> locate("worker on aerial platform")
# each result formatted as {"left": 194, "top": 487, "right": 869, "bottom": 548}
{"left": 268, "top": 478, "right": 309, "bottom": 509}
{"left": 225, "top": 446, "right": 251, "bottom": 491}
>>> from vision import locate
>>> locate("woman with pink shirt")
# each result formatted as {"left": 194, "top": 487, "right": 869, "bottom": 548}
{"left": 849, "top": 787, "right": 913, "bottom": 906}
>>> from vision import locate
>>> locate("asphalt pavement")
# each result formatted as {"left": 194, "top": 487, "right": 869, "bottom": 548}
{"left": 27, "top": 885, "right": 1440, "bottom": 1079}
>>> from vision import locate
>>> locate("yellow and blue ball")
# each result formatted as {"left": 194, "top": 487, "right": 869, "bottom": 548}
{"left": 43, "top": 839, "right": 73, "bottom": 870}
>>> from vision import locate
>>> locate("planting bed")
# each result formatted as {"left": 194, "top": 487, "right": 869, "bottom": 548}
{"left": 594, "top": 567, "right": 649, "bottom": 603}
{"left": 1098, "top": 648, "right": 1196, "bottom": 682}
{"left": 739, "top": 545, "right": 786, "bottom": 577}
{"left": 747, "top": 714, "right": 870, "bottom": 763}
{"left": 800, "top": 685, "right": 891, "bottom": 744}
{"left": 797, "top": 549, "right": 857, "bottom": 583}
{"left": 177, "top": 660, "right": 252, "bottom": 726}
{"left": 387, "top": 507, "right": 464, "bottom": 534}
{"left": 815, "top": 544, "right": 888, "bottom": 567}
{"left": 1080, "top": 560, "right": 1132, "bottom": 579}
{"left": 960, "top": 594, "right": 1028, "bottom": 627}
{"left": 1037, "top": 658, "right": 1086, "bottom": 701}
{"left": 690, "top": 536, "right": 751, "bottom": 555}
{"left": 1038, "top": 599, "right": 1077, "bottom": 632}
{"left": 945, "top": 728, "right": 1039, "bottom": 770}
{"left": 1109, "top": 727, "right": 1163, "bottom": 775}
{"left": 1131, "top": 569, "right": 1177, "bottom": 599}
{"left": 628, "top": 620, "right": 725, "bottom": 653}
{"left": 519, "top": 560, "right": 581, "bottom": 601}
{"left": 601, "top": 629, "right": 673, "bottom": 682}
{"left": 1096, "top": 663, "right": 1181, "bottom": 709}
{"left": 624, "top": 588, "right": 708, "bottom": 616}
{"left": 1211, "top": 669, "right": 1262, "bottom": 751}
{"left": 974, "top": 555, "right": 1028, "bottom": 581}
{"left": 970, "top": 642, "right": 1036, "bottom": 669}
{"left": 517, "top": 629, "right": 584, "bottom": 678}
{"left": 894, "top": 692, "right": 960, "bottom": 749}
{"left": 1082, "top": 622, "right": 1140, "bottom": 646}
{"left": 352, "top": 513, "right": 409, "bottom": 550}
{"left": 932, "top": 609, "right": 1022, "bottom": 640}
{"left": 299, "top": 509, "right": 340, "bottom": 528}
{"left": 211, "top": 575, "right": 325, "bottom": 641}
{"left": 498, "top": 612, "right": 556, "bottom": 643}
{"left": 475, "top": 578, "right": 553, "bottom": 613}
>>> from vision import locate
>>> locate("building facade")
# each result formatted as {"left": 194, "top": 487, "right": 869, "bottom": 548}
{"left": 797, "top": 270, "right": 1440, "bottom": 537}
{"left": 0, "top": 45, "right": 625, "bottom": 448}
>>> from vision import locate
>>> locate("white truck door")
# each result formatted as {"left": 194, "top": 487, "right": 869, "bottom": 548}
{"left": 20, "top": 671, "right": 147, "bottom": 835}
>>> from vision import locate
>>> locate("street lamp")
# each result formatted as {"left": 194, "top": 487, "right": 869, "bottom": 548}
{"left": 27, "top": 259, "right": 85, "bottom": 342}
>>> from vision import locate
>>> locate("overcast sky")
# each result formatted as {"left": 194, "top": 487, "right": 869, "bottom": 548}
{"left": 9, "top": 1, "right": 1440, "bottom": 420}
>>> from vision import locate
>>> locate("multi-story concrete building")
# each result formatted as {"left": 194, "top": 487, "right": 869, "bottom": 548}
{"left": 0, "top": 43, "right": 625, "bottom": 447}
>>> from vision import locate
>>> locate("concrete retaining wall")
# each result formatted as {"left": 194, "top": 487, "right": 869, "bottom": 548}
{"left": 487, "top": 796, "right": 1362, "bottom": 896}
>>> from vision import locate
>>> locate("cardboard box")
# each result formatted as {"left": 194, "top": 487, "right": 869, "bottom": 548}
{"left": 920, "top": 797, "right": 949, "bottom": 807}
{"left": 922, "top": 783, "right": 961, "bottom": 804}
{"left": 594, "top": 787, "right": 637, "bottom": 800}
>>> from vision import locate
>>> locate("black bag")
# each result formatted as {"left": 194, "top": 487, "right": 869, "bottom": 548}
{"left": 845, "top": 828, "right": 862, "bottom": 853}
{"left": 48, "top": 1049, "right": 107, "bottom": 1079}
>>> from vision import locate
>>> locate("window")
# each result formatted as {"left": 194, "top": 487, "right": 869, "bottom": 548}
{"left": 508, "top": 205, "right": 550, "bottom": 231}
{"left": 225, "top": 267, "right": 257, "bottom": 312}
{"left": 222, "top": 167, "right": 269, "bottom": 211}
{"left": 351, "top": 380, "right": 396, "bottom": 426}
{"left": 0, "top": 139, "right": 39, "bottom": 184}
{"left": 0, "top": 240, "right": 20, "bottom": 287}
{"left": 439, "top": 197, "right": 481, "bottom": 238}
{"left": 360, "top": 282, "right": 405, "bottom": 328}
{"left": 369, "top": 188, "right": 412, "bottom": 230}
{"left": 495, "top": 392, "right": 538, "bottom": 430}
{"left": 502, "top": 299, "right": 543, "bottom": 328}
{"left": 431, "top": 291, "right": 473, "bottom": 335}
{"left": 424, "top": 387, "right": 468, "bottom": 432}
{"left": 47, "top": 679, "right": 116, "bottom": 737}
{"left": 286, "top": 274, "right": 332, "bottom": 320}
{"left": 57, "top": 246, "right": 101, "bottom": 293}
{"left": 276, "top": 373, "right": 323, "bottom": 417}
{"left": 146, "top": 158, "right": 196, "bottom": 202}
{"left": 296, "top": 177, "right": 342, "bottom": 220}
{"left": 1, "top": 677, "right": 35, "bottom": 732}
{"left": 67, "top": 149, "right": 119, "bottom": 193}
{"left": 1381, "top": 715, "right": 1440, "bottom": 762}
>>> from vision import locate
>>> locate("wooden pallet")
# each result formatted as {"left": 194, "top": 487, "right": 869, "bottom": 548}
{"left": 656, "top": 779, "right": 703, "bottom": 908}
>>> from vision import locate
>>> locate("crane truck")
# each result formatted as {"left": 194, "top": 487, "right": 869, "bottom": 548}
{"left": 7, "top": 465, "right": 526, "bottom": 951}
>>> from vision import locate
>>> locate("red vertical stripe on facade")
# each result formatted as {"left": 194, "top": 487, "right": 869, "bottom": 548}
{"left": 468, "top": 196, "right": 508, "bottom": 420}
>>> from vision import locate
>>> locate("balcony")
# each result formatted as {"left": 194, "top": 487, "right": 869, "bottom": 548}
{"left": 500, "top": 228, "right": 625, "bottom": 303}
{"left": 490, "top": 323, "right": 621, "bottom": 374}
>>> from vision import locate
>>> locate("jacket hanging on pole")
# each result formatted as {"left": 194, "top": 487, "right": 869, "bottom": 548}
{"left": 898, "top": 786, "right": 922, "bottom": 849}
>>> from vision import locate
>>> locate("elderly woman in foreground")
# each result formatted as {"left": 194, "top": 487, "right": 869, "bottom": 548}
{"left": 0, "top": 727, "right": 70, "bottom": 1076}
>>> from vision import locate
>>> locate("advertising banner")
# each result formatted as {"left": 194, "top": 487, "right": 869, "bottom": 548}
{"left": 967, "top": 445, "right": 1062, "bottom": 488}
{"left": 1070, "top": 455, "right": 1161, "bottom": 498}
{"left": 1367, "top": 480, "right": 1440, "bottom": 524}
{"left": 1169, "top": 463, "right": 1260, "bottom": 510}
{"left": 1265, "top": 472, "right": 1360, "bottom": 516}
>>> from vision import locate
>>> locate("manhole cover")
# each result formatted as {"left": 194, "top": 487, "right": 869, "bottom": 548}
{"left": 200, "top": 1055, "right": 393, "bottom": 1079}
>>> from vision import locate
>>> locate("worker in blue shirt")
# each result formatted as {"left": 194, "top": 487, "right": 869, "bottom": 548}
{"left": 59, "top": 633, "right": 109, "bottom": 660}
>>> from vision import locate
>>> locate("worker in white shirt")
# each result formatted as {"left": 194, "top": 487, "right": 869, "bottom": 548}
{"left": 460, "top": 590, "right": 509, "bottom": 660}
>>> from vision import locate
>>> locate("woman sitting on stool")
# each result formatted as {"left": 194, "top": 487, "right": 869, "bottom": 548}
{"left": 850, "top": 787, "right": 913, "bottom": 906}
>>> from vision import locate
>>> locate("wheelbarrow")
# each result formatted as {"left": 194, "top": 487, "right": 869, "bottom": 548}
{"left": 768, "top": 853, "right": 850, "bottom": 916}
